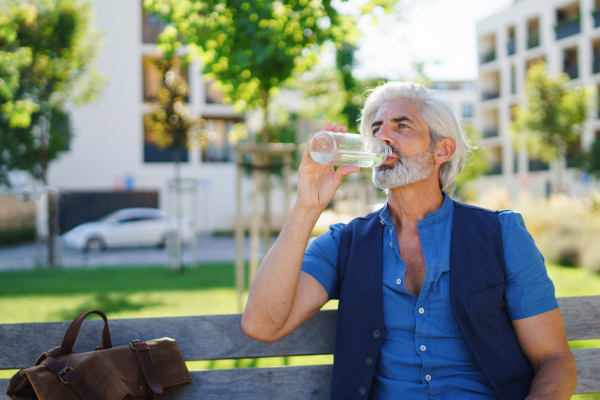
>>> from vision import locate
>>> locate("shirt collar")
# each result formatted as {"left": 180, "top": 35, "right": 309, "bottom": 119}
{"left": 379, "top": 192, "right": 453, "bottom": 227}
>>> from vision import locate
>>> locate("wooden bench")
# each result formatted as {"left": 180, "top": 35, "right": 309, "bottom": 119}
{"left": 1, "top": 296, "right": 599, "bottom": 399}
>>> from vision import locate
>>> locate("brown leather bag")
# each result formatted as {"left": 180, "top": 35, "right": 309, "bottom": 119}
{"left": 6, "top": 311, "right": 192, "bottom": 400}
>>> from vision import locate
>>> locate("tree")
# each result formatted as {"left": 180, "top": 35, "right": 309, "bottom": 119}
{"left": 143, "top": 0, "right": 401, "bottom": 143}
{"left": 0, "top": 0, "right": 105, "bottom": 186}
{"left": 572, "top": 136, "right": 600, "bottom": 179}
{"left": 511, "top": 61, "right": 592, "bottom": 193}
{"left": 144, "top": 28, "right": 202, "bottom": 272}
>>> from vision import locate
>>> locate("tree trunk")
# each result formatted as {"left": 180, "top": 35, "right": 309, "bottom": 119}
{"left": 555, "top": 145, "right": 567, "bottom": 194}
{"left": 260, "top": 89, "right": 272, "bottom": 257}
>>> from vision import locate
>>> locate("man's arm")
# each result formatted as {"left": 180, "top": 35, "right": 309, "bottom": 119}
{"left": 241, "top": 123, "right": 359, "bottom": 343}
{"left": 512, "top": 308, "right": 577, "bottom": 400}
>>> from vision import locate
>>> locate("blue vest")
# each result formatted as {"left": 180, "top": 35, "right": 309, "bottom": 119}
{"left": 331, "top": 200, "right": 534, "bottom": 399}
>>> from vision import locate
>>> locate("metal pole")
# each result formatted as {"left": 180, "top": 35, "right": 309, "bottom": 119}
{"left": 283, "top": 151, "right": 291, "bottom": 217}
{"left": 235, "top": 151, "right": 245, "bottom": 313}
{"left": 191, "top": 180, "right": 199, "bottom": 269}
{"left": 249, "top": 155, "right": 262, "bottom": 284}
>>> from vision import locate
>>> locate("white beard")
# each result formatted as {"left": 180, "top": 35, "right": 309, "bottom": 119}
{"left": 373, "top": 148, "right": 435, "bottom": 190}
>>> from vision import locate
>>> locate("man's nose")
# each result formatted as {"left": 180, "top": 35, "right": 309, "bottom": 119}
{"left": 375, "top": 123, "right": 393, "bottom": 144}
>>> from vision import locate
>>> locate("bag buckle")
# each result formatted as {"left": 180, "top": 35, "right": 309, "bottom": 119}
{"left": 58, "top": 366, "right": 73, "bottom": 384}
{"left": 130, "top": 339, "right": 143, "bottom": 350}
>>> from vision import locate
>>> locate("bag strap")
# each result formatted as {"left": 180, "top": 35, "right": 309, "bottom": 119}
{"left": 42, "top": 358, "right": 105, "bottom": 400}
{"left": 60, "top": 311, "right": 112, "bottom": 356}
{"left": 131, "top": 341, "right": 164, "bottom": 397}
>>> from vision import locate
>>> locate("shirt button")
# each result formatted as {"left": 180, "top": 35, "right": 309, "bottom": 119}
{"left": 419, "top": 308, "right": 425, "bottom": 314}
{"left": 366, "top": 357, "right": 373, "bottom": 365}
{"left": 373, "top": 330, "right": 380, "bottom": 338}
{"left": 396, "top": 278, "right": 402, "bottom": 285}
{"left": 359, "top": 387, "right": 366, "bottom": 395}
{"left": 389, "top": 242, "right": 393, "bottom": 247}
{"left": 426, "top": 375, "right": 432, "bottom": 381}
{"left": 420, "top": 345, "right": 426, "bottom": 351}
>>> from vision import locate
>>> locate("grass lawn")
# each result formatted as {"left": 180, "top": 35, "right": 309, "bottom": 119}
{"left": 0, "top": 262, "right": 598, "bottom": 398}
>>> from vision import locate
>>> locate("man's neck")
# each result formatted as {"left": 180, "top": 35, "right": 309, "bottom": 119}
{"left": 386, "top": 177, "right": 445, "bottom": 232}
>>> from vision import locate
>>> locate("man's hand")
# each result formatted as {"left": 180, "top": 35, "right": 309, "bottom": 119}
{"left": 512, "top": 308, "right": 577, "bottom": 399}
{"left": 296, "top": 123, "right": 360, "bottom": 212}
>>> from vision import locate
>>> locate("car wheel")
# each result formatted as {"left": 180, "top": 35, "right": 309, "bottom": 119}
{"left": 85, "top": 237, "right": 106, "bottom": 252}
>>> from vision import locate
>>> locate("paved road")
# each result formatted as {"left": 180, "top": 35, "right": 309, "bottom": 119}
{"left": 0, "top": 236, "right": 278, "bottom": 271}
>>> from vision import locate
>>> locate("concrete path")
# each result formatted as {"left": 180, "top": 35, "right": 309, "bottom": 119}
{"left": 0, "top": 236, "right": 278, "bottom": 271}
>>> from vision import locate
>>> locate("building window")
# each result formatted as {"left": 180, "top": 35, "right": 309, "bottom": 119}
{"left": 143, "top": 117, "right": 189, "bottom": 163}
{"left": 527, "top": 17, "right": 540, "bottom": 49}
{"left": 142, "top": 56, "right": 189, "bottom": 102}
{"left": 594, "top": 0, "right": 600, "bottom": 28}
{"left": 201, "top": 118, "right": 243, "bottom": 162}
{"left": 479, "top": 33, "right": 497, "bottom": 64}
{"left": 507, "top": 26, "right": 516, "bottom": 56}
{"left": 510, "top": 65, "right": 516, "bottom": 94}
{"left": 528, "top": 157, "right": 549, "bottom": 171}
{"left": 555, "top": 3, "right": 580, "bottom": 40}
{"left": 486, "top": 146, "right": 503, "bottom": 175}
{"left": 563, "top": 47, "right": 578, "bottom": 80}
{"left": 483, "top": 108, "right": 499, "bottom": 138}
{"left": 462, "top": 104, "right": 474, "bottom": 118}
{"left": 142, "top": 2, "right": 166, "bottom": 44}
{"left": 594, "top": 40, "right": 600, "bottom": 74}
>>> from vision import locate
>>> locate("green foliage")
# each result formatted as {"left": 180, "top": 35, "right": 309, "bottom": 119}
{"left": 144, "top": 54, "right": 201, "bottom": 157}
{"left": 511, "top": 61, "right": 591, "bottom": 163}
{"left": 454, "top": 127, "right": 491, "bottom": 201}
{"left": 574, "top": 136, "right": 600, "bottom": 179}
{"left": 0, "top": 0, "right": 105, "bottom": 185}
{"left": 143, "top": 0, "right": 402, "bottom": 142}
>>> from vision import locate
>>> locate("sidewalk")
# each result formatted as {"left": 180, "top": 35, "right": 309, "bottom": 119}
{"left": 0, "top": 236, "right": 277, "bottom": 271}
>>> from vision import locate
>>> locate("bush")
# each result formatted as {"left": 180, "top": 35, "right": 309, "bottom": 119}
{"left": 474, "top": 187, "right": 600, "bottom": 273}
{"left": 0, "top": 227, "right": 36, "bottom": 247}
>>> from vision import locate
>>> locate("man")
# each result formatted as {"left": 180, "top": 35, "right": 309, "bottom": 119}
{"left": 241, "top": 82, "right": 576, "bottom": 399}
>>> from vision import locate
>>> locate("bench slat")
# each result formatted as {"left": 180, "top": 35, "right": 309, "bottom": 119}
{"left": 558, "top": 296, "right": 600, "bottom": 340}
{"left": 574, "top": 348, "right": 600, "bottom": 394}
{"left": 0, "top": 365, "right": 332, "bottom": 399}
{"left": 2, "top": 350, "right": 599, "bottom": 398}
{"left": 0, "top": 311, "right": 337, "bottom": 369}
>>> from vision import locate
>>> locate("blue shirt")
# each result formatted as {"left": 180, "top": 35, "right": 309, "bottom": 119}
{"left": 301, "top": 194, "right": 558, "bottom": 399}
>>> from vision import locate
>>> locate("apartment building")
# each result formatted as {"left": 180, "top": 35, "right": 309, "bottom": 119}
{"left": 46, "top": 0, "right": 285, "bottom": 232}
{"left": 476, "top": 0, "right": 600, "bottom": 198}
{"left": 430, "top": 81, "right": 478, "bottom": 130}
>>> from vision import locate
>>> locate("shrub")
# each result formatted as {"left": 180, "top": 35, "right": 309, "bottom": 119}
{"left": 474, "top": 187, "right": 600, "bottom": 273}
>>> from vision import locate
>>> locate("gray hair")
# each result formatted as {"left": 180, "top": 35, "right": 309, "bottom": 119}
{"left": 358, "top": 81, "right": 473, "bottom": 196}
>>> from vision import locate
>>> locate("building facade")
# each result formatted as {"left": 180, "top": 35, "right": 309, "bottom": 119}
{"left": 47, "top": 0, "right": 291, "bottom": 232}
{"left": 476, "top": 0, "right": 600, "bottom": 198}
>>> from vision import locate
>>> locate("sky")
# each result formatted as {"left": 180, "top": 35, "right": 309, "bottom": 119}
{"left": 337, "top": 0, "right": 514, "bottom": 81}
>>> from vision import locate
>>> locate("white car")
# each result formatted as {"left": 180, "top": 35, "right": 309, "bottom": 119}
{"left": 62, "top": 208, "right": 194, "bottom": 251}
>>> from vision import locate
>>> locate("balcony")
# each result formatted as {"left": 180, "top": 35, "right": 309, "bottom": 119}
{"left": 594, "top": 9, "right": 600, "bottom": 28}
{"left": 527, "top": 35, "right": 540, "bottom": 49}
{"left": 507, "top": 39, "right": 516, "bottom": 55}
{"left": 564, "top": 64, "right": 578, "bottom": 80}
{"left": 483, "top": 129, "right": 499, "bottom": 138}
{"left": 555, "top": 19, "right": 580, "bottom": 40}
{"left": 482, "top": 91, "right": 500, "bottom": 101}
{"left": 481, "top": 49, "right": 496, "bottom": 64}
{"left": 593, "top": 57, "right": 600, "bottom": 74}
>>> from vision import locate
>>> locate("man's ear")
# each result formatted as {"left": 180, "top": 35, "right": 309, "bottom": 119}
{"left": 435, "top": 138, "right": 456, "bottom": 165}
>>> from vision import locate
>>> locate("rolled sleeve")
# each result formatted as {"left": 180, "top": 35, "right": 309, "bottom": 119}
{"left": 301, "top": 223, "right": 344, "bottom": 300}
{"left": 499, "top": 210, "right": 559, "bottom": 320}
